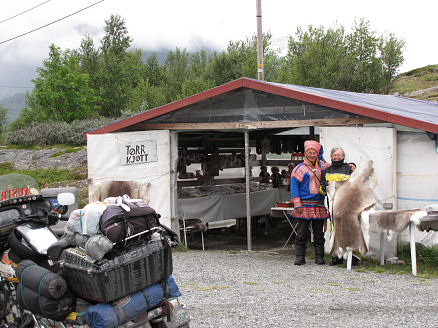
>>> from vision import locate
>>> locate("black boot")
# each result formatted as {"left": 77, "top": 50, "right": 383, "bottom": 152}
{"left": 329, "top": 256, "right": 343, "bottom": 266}
{"left": 314, "top": 244, "right": 325, "bottom": 265}
{"left": 294, "top": 245, "right": 306, "bottom": 265}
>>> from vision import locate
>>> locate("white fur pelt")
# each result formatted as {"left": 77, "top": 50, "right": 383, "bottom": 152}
{"left": 88, "top": 179, "right": 150, "bottom": 204}
{"left": 328, "top": 160, "right": 378, "bottom": 258}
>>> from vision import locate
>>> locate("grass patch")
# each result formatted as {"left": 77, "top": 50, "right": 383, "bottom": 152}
{"left": 77, "top": 185, "right": 89, "bottom": 208}
{"left": 243, "top": 281, "right": 259, "bottom": 285}
{"left": 391, "top": 64, "right": 438, "bottom": 97}
{"left": 0, "top": 163, "right": 86, "bottom": 187}
{"left": 196, "top": 286, "right": 229, "bottom": 291}
{"left": 391, "top": 78, "right": 437, "bottom": 95}
{"left": 306, "top": 287, "right": 332, "bottom": 293}
{"left": 172, "top": 243, "right": 188, "bottom": 252}
{"left": 328, "top": 282, "right": 341, "bottom": 287}
{"left": 3, "top": 144, "right": 84, "bottom": 150}
{"left": 354, "top": 243, "right": 438, "bottom": 279}
{"left": 403, "top": 65, "right": 437, "bottom": 77}
{"left": 50, "top": 151, "right": 64, "bottom": 158}
{"left": 50, "top": 146, "right": 85, "bottom": 158}
{"left": 0, "top": 163, "right": 88, "bottom": 206}
{"left": 343, "top": 287, "right": 363, "bottom": 292}
{"left": 420, "top": 74, "right": 438, "bottom": 82}
{"left": 398, "top": 242, "right": 438, "bottom": 266}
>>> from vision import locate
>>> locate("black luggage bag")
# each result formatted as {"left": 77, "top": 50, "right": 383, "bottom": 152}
{"left": 99, "top": 202, "right": 160, "bottom": 243}
{"left": 59, "top": 238, "right": 172, "bottom": 303}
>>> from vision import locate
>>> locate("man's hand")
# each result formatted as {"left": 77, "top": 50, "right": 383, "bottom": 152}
{"left": 294, "top": 207, "right": 303, "bottom": 216}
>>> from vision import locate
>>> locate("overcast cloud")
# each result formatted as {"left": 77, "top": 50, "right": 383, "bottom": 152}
{"left": 0, "top": 0, "right": 437, "bottom": 96}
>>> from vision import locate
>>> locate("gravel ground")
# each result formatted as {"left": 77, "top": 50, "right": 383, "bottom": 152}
{"left": 172, "top": 249, "right": 438, "bottom": 328}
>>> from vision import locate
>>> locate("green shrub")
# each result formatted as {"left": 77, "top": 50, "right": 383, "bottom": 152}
{"left": 420, "top": 74, "right": 438, "bottom": 82}
{"left": 6, "top": 117, "right": 115, "bottom": 146}
{"left": 398, "top": 242, "right": 438, "bottom": 267}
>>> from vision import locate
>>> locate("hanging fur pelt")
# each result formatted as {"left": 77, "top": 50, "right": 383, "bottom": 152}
{"left": 327, "top": 160, "right": 378, "bottom": 258}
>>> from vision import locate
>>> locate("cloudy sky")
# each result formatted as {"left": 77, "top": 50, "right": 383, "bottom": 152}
{"left": 0, "top": 0, "right": 437, "bottom": 91}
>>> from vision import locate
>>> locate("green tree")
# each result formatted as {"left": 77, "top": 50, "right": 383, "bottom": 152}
{"left": 178, "top": 76, "right": 216, "bottom": 99}
{"left": 0, "top": 106, "right": 7, "bottom": 134}
{"left": 210, "top": 32, "right": 280, "bottom": 84}
{"left": 177, "top": 50, "right": 216, "bottom": 98}
{"left": 124, "top": 78, "right": 167, "bottom": 114}
{"left": 76, "top": 34, "right": 101, "bottom": 90}
{"left": 23, "top": 44, "right": 100, "bottom": 123}
{"left": 379, "top": 33, "right": 405, "bottom": 94}
{"left": 99, "top": 15, "right": 144, "bottom": 117}
{"left": 281, "top": 20, "right": 405, "bottom": 93}
{"left": 280, "top": 25, "right": 346, "bottom": 88}
{"left": 342, "top": 19, "right": 383, "bottom": 92}
{"left": 162, "top": 48, "right": 190, "bottom": 101}
{"left": 144, "top": 54, "right": 164, "bottom": 87}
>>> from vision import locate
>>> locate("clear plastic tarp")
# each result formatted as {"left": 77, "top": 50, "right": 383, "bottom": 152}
{"left": 146, "top": 89, "right": 354, "bottom": 123}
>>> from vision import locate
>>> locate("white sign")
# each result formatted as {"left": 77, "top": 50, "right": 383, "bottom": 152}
{"left": 120, "top": 140, "right": 158, "bottom": 165}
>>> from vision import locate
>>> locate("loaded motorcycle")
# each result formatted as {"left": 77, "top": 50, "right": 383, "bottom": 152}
{"left": 0, "top": 174, "right": 190, "bottom": 328}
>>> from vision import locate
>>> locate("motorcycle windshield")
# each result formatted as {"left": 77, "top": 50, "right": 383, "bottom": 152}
{"left": 0, "top": 174, "right": 40, "bottom": 203}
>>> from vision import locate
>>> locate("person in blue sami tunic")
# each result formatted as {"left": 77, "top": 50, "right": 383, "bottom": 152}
{"left": 290, "top": 140, "right": 330, "bottom": 266}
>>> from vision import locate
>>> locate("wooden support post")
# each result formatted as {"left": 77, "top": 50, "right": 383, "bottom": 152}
{"left": 245, "top": 131, "right": 252, "bottom": 251}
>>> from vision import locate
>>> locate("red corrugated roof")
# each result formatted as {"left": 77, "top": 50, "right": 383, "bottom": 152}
{"left": 84, "top": 77, "right": 438, "bottom": 139}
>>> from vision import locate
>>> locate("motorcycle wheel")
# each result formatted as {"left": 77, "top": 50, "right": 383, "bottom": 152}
{"left": 150, "top": 321, "right": 165, "bottom": 328}
{"left": 150, "top": 320, "right": 190, "bottom": 328}
{"left": 0, "top": 279, "right": 34, "bottom": 328}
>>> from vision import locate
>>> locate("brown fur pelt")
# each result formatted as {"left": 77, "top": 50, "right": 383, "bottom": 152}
{"left": 88, "top": 179, "right": 150, "bottom": 203}
{"left": 361, "top": 208, "right": 427, "bottom": 244}
{"left": 328, "top": 160, "right": 377, "bottom": 258}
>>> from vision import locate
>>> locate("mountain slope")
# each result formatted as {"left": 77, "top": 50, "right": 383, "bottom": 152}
{"left": 0, "top": 93, "right": 26, "bottom": 122}
{"left": 391, "top": 64, "right": 438, "bottom": 101}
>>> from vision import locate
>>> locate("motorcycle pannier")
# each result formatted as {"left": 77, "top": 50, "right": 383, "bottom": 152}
{"left": 59, "top": 239, "right": 172, "bottom": 303}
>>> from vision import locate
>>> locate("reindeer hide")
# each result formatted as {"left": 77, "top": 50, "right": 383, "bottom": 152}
{"left": 328, "top": 160, "right": 377, "bottom": 258}
{"left": 361, "top": 209, "right": 427, "bottom": 245}
{"left": 88, "top": 179, "right": 150, "bottom": 203}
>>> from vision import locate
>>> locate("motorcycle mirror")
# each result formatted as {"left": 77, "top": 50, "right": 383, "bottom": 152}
{"left": 57, "top": 192, "right": 75, "bottom": 206}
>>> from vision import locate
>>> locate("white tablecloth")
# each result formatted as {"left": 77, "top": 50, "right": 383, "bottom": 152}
{"left": 177, "top": 189, "right": 290, "bottom": 223}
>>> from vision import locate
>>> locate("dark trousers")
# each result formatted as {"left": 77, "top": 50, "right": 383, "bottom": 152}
{"left": 295, "top": 219, "right": 325, "bottom": 247}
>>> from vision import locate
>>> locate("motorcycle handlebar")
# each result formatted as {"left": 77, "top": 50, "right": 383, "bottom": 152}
{"left": 47, "top": 212, "right": 69, "bottom": 223}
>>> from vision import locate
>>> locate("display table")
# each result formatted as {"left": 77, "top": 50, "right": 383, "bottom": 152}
{"left": 270, "top": 207, "right": 295, "bottom": 247}
{"left": 177, "top": 189, "right": 290, "bottom": 223}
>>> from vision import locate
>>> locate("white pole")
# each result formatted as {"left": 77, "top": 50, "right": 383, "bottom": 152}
{"left": 410, "top": 222, "right": 417, "bottom": 276}
{"left": 380, "top": 232, "right": 385, "bottom": 265}
{"left": 183, "top": 218, "right": 188, "bottom": 248}
{"left": 347, "top": 250, "right": 352, "bottom": 270}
